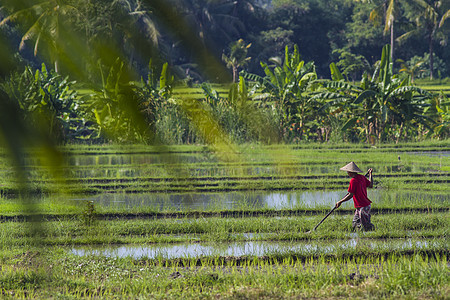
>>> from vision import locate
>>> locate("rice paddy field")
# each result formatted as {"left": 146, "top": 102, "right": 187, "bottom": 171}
{"left": 0, "top": 141, "right": 448, "bottom": 299}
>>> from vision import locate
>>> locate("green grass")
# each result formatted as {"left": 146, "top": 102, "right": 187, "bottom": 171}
{"left": 0, "top": 249, "right": 447, "bottom": 299}
{"left": 0, "top": 141, "right": 448, "bottom": 298}
{"left": 0, "top": 212, "right": 447, "bottom": 246}
{"left": 0, "top": 141, "right": 448, "bottom": 195}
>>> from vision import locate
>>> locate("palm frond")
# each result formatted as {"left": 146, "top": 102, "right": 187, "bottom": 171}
{"left": 439, "top": 9, "right": 450, "bottom": 28}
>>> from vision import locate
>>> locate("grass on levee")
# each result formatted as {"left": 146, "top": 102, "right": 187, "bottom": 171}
{"left": 0, "top": 212, "right": 447, "bottom": 246}
{"left": 0, "top": 247, "right": 447, "bottom": 299}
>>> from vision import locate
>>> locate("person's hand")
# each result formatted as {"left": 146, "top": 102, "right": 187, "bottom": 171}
{"left": 335, "top": 201, "right": 341, "bottom": 208}
{"left": 367, "top": 168, "right": 373, "bottom": 175}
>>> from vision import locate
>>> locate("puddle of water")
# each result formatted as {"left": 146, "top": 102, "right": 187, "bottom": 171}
{"left": 71, "top": 238, "right": 439, "bottom": 259}
{"left": 72, "top": 190, "right": 345, "bottom": 210}
{"left": 406, "top": 151, "right": 450, "bottom": 157}
{"left": 67, "top": 153, "right": 216, "bottom": 166}
{"left": 73, "top": 189, "right": 449, "bottom": 211}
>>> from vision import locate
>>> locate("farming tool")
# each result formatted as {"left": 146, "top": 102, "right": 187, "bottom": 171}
{"left": 306, "top": 170, "right": 370, "bottom": 233}
{"left": 306, "top": 206, "right": 337, "bottom": 233}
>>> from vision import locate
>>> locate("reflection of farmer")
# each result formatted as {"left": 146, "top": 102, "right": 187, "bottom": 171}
{"left": 336, "top": 162, "right": 375, "bottom": 231}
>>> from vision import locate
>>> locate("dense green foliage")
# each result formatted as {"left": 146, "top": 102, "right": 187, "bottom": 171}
{"left": 1, "top": 1, "right": 449, "bottom": 144}
{"left": 1, "top": 44, "right": 448, "bottom": 144}
{"left": 2, "top": 0, "right": 449, "bottom": 79}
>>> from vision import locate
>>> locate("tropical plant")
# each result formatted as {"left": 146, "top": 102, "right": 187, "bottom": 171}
{"left": 383, "top": 0, "right": 400, "bottom": 60}
{"left": 201, "top": 81, "right": 248, "bottom": 143}
{"left": 425, "top": 92, "right": 450, "bottom": 138}
{"left": 400, "top": 0, "right": 450, "bottom": 79}
{"left": 78, "top": 0, "right": 162, "bottom": 74}
{"left": 0, "top": 63, "right": 97, "bottom": 142}
{"left": 135, "top": 60, "right": 195, "bottom": 144}
{"left": 314, "top": 45, "right": 434, "bottom": 143}
{"left": 396, "top": 57, "right": 425, "bottom": 83}
{"left": 0, "top": 0, "right": 81, "bottom": 73}
{"left": 180, "top": 0, "right": 245, "bottom": 48}
{"left": 399, "top": 53, "right": 447, "bottom": 80}
{"left": 137, "top": 60, "right": 173, "bottom": 125}
{"left": 363, "top": 0, "right": 413, "bottom": 61}
{"left": 222, "top": 39, "right": 251, "bottom": 83}
{"left": 242, "top": 45, "right": 318, "bottom": 141}
{"left": 333, "top": 48, "right": 372, "bottom": 82}
{"left": 88, "top": 59, "right": 149, "bottom": 143}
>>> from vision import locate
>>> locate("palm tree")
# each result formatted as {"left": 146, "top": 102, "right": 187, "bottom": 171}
{"left": 85, "top": 0, "right": 162, "bottom": 72}
{"left": 361, "top": 0, "right": 395, "bottom": 60}
{"left": 0, "top": 0, "right": 81, "bottom": 72}
{"left": 383, "top": 0, "right": 398, "bottom": 61}
{"left": 365, "top": 0, "right": 409, "bottom": 62}
{"left": 363, "top": 0, "right": 449, "bottom": 79}
{"left": 222, "top": 39, "right": 251, "bottom": 83}
{"left": 399, "top": 0, "right": 450, "bottom": 79}
{"left": 180, "top": 0, "right": 245, "bottom": 51}
{"left": 397, "top": 58, "right": 425, "bottom": 83}
{"left": 366, "top": 0, "right": 406, "bottom": 62}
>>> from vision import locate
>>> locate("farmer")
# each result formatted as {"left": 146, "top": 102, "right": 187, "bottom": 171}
{"left": 335, "top": 162, "right": 375, "bottom": 231}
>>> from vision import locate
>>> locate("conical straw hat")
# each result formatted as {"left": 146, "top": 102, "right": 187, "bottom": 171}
{"left": 340, "top": 161, "right": 362, "bottom": 173}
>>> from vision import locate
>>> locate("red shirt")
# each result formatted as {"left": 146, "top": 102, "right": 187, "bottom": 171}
{"left": 348, "top": 174, "right": 372, "bottom": 208}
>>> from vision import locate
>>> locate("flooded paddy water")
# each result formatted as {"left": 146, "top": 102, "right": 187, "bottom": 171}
{"left": 39, "top": 148, "right": 448, "bottom": 178}
{"left": 2, "top": 145, "right": 447, "bottom": 264}
{"left": 62, "top": 149, "right": 447, "bottom": 261}
{"left": 71, "top": 189, "right": 449, "bottom": 211}
{"left": 71, "top": 238, "right": 444, "bottom": 260}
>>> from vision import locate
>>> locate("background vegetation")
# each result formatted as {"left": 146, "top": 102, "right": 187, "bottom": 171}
{"left": 0, "top": 0, "right": 449, "bottom": 146}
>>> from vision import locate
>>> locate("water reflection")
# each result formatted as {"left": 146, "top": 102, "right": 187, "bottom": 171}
{"left": 9, "top": 150, "right": 446, "bottom": 178}
{"left": 72, "top": 189, "right": 448, "bottom": 211}
{"left": 71, "top": 238, "right": 437, "bottom": 259}
{"left": 76, "top": 190, "right": 347, "bottom": 210}
{"left": 68, "top": 153, "right": 217, "bottom": 166}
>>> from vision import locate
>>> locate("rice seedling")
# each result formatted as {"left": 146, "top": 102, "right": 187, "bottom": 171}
{"left": 0, "top": 141, "right": 448, "bottom": 298}
{"left": 1, "top": 248, "right": 447, "bottom": 298}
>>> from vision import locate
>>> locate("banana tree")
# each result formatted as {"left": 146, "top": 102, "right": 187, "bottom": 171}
{"left": 0, "top": 63, "right": 98, "bottom": 142}
{"left": 425, "top": 92, "right": 450, "bottom": 138}
{"left": 241, "top": 44, "right": 317, "bottom": 140}
{"left": 314, "top": 45, "right": 433, "bottom": 142}
{"left": 89, "top": 58, "right": 152, "bottom": 143}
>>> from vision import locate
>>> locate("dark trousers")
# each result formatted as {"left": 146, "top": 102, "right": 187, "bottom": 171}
{"left": 352, "top": 205, "right": 375, "bottom": 231}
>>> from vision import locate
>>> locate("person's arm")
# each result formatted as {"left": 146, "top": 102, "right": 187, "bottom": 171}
{"left": 367, "top": 168, "right": 373, "bottom": 188}
{"left": 335, "top": 192, "right": 354, "bottom": 208}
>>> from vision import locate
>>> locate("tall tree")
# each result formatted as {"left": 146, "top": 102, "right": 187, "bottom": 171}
{"left": 222, "top": 39, "right": 251, "bottom": 82}
{"left": 77, "top": 1, "right": 161, "bottom": 60}
{"left": 400, "top": 0, "right": 450, "bottom": 79}
{"left": 0, "top": 0, "right": 81, "bottom": 72}
{"left": 179, "top": 0, "right": 245, "bottom": 51}
{"left": 364, "top": 0, "right": 399, "bottom": 61}
{"left": 384, "top": 0, "right": 397, "bottom": 61}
